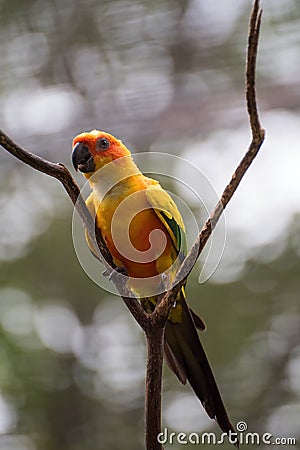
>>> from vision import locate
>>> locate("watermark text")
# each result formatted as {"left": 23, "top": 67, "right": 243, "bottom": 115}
{"left": 157, "top": 421, "right": 297, "bottom": 446}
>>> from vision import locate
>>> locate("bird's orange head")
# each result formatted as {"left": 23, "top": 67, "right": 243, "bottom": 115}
{"left": 72, "top": 130, "right": 131, "bottom": 176}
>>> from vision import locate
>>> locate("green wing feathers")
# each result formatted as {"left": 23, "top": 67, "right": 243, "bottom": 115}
{"left": 145, "top": 185, "right": 186, "bottom": 255}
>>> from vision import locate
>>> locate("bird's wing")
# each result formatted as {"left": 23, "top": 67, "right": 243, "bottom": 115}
{"left": 144, "top": 185, "right": 186, "bottom": 256}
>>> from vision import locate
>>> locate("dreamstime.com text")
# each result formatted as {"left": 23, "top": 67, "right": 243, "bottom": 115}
{"left": 157, "top": 421, "right": 297, "bottom": 446}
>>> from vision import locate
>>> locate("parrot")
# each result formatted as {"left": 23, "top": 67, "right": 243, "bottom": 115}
{"left": 71, "top": 129, "right": 236, "bottom": 440}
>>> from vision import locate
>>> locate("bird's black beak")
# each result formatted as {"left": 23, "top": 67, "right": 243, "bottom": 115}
{"left": 72, "top": 142, "right": 96, "bottom": 173}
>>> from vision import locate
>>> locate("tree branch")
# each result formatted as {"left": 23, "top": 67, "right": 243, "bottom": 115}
{"left": 145, "top": 2, "right": 265, "bottom": 448}
{"left": 144, "top": 325, "right": 164, "bottom": 450}
{"left": 153, "top": 0, "right": 265, "bottom": 324}
{"left": 0, "top": 130, "right": 149, "bottom": 331}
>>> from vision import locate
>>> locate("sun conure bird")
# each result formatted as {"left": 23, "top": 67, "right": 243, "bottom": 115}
{"left": 71, "top": 129, "right": 236, "bottom": 438}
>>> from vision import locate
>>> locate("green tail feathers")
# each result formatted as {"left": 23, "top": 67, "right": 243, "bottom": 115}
{"left": 164, "top": 290, "right": 236, "bottom": 440}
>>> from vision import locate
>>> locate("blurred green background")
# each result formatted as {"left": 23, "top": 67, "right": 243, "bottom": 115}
{"left": 0, "top": 0, "right": 300, "bottom": 449}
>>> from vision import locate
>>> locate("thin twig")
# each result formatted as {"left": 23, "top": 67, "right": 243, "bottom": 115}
{"left": 247, "top": 0, "right": 263, "bottom": 138}
{"left": 153, "top": 0, "right": 265, "bottom": 324}
{"left": 0, "top": 130, "right": 149, "bottom": 330}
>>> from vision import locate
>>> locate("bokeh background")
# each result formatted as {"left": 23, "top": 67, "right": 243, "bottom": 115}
{"left": 0, "top": 0, "right": 300, "bottom": 449}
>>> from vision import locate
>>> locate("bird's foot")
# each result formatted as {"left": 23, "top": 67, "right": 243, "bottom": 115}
{"left": 158, "top": 272, "right": 171, "bottom": 293}
{"left": 108, "top": 266, "right": 128, "bottom": 282}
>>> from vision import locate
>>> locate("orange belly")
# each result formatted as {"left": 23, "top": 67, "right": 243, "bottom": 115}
{"left": 97, "top": 188, "right": 177, "bottom": 279}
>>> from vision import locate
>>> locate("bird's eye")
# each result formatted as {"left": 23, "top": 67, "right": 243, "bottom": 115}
{"left": 97, "top": 137, "right": 110, "bottom": 151}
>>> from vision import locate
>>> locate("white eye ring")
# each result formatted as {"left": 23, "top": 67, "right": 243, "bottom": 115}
{"left": 97, "top": 138, "right": 110, "bottom": 151}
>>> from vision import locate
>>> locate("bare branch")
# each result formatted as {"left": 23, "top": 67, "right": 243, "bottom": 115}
{"left": 144, "top": 327, "right": 164, "bottom": 450}
{"left": 154, "top": 0, "right": 265, "bottom": 323}
{"left": 247, "top": 0, "right": 263, "bottom": 138}
{"left": 0, "top": 130, "right": 149, "bottom": 330}
{"left": 146, "top": 2, "right": 265, "bottom": 445}
{"left": 144, "top": 0, "right": 265, "bottom": 443}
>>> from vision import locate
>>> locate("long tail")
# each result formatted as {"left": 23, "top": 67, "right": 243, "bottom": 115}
{"left": 164, "top": 289, "right": 236, "bottom": 441}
